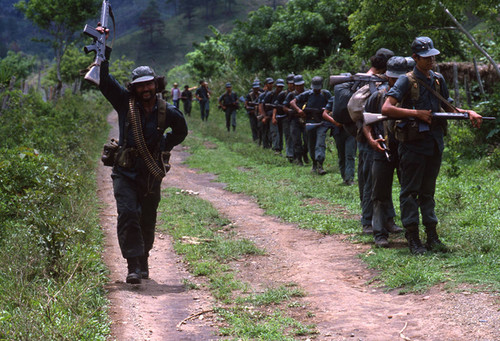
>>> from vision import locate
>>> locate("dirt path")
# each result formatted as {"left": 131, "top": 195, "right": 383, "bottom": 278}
{"left": 98, "top": 113, "right": 499, "bottom": 340}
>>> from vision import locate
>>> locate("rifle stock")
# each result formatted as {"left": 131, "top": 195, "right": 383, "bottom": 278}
{"left": 82, "top": 0, "right": 111, "bottom": 85}
{"left": 363, "top": 112, "right": 496, "bottom": 125}
{"left": 329, "top": 73, "right": 387, "bottom": 86}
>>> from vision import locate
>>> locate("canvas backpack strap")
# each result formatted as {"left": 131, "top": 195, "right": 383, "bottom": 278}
{"left": 413, "top": 76, "right": 457, "bottom": 113}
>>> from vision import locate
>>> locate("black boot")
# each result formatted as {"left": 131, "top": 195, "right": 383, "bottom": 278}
{"left": 126, "top": 257, "right": 141, "bottom": 284}
{"left": 425, "top": 225, "right": 448, "bottom": 252}
{"left": 139, "top": 255, "right": 149, "bottom": 279}
{"left": 316, "top": 161, "right": 326, "bottom": 175}
{"left": 311, "top": 161, "right": 318, "bottom": 174}
{"left": 302, "top": 152, "right": 310, "bottom": 164}
{"left": 405, "top": 225, "right": 426, "bottom": 255}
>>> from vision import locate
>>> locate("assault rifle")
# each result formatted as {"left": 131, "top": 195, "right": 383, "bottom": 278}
{"left": 363, "top": 112, "right": 496, "bottom": 126}
{"left": 329, "top": 73, "right": 387, "bottom": 86}
{"left": 82, "top": 0, "right": 113, "bottom": 85}
{"left": 375, "top": 133, "right": 391, "bottom": 162}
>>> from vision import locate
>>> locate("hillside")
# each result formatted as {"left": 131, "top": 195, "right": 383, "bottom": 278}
{"left": 0, "top": 0, "right": 287, "bottom": 72}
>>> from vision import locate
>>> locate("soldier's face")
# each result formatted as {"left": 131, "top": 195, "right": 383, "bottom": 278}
{"left": 135, "top": 81, "right": 156, "bottom": 101}
{"left": 414, "top": 55, "right": 436, "bottom": 71}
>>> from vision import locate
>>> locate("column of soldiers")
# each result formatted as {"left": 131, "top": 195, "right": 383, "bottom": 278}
{"left": 241, "top": 36, "right": 486, "bottom": 255}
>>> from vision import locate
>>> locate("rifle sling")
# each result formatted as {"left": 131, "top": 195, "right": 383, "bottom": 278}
{"left": 414, "top": 76, "right": 457, "bottom": 113}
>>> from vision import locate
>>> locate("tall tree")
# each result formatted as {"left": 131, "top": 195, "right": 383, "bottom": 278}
{"left": 15, "top": 0, "right": 100, "bottom": 97}
{"left": 138, "top": 0, "right": 165, "bottom": 44}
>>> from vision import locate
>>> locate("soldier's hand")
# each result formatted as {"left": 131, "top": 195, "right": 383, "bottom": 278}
{"left": 96, "top": 23, "right": 110, "bottom": 39}
{"left": 467, "top": 110, "right": 482, "bottom": 128}
{"left": 416, "top": 109, "right": 432, "bottom": 124}
{"left": 372, "top": 137, "right": 386, "bottom": 153}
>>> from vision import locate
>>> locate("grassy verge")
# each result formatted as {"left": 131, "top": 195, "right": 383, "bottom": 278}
{"left": 158, "top": 187, "right": 317, "bottom": 340}
{"left": 175, "top": 103, "right": 499, "bottom": 293}
{"left": 0, "top": 91, "right": 112, "bottom": 339}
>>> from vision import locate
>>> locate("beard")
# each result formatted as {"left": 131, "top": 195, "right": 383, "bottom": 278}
{"left": 139, "top": 89, "right": 155, "bottom": 101}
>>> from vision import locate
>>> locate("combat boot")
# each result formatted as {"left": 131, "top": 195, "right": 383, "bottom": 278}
{"left": 386, "top": 218, "right": 403, "bottom": 234}
{"left": 293, "top": 157, "right": 303, "bottom": 166}
{"left": 126, "top": 257, "right": 141, "bottom": 284}
{"left": 316, "top": 161, "right": 327, "bottom": 175}
{"left": 302, "top": 152, "right": 310, "bottom": 164}
{"left": 139, "top": 255, "right": 149, "bottom": 279}
{"left": 405, "top": 225, "right": 427, "bottom": 255}
{"left": 425, "top": 225, "right": 448, "bottom": 252}
{"left": 311, "top": 161, "right": 318, "bottom": 174}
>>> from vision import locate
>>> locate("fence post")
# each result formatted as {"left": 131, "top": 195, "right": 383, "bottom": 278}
{"left": 453, "top": 63, "right": 461, "bottom": 107}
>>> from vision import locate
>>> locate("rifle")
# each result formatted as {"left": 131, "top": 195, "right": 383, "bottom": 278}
{"left": 82, "top": 0, "right": 114, "bottom": 85}
{"left": 363, "top": 112, "right": 496, "bottom": 126}
{"left": 329, "top": 73, "right": 387, "bottom": 86}
{"left": 375, "top": 133, "right": 391, "bottom": 162}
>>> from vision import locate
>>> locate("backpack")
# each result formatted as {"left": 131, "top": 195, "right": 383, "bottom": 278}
{"left": 347, "top": 82, "right": 382, "bottom": 123}
{"left": 332, "top": 82, "right": 356, "bottom": 124}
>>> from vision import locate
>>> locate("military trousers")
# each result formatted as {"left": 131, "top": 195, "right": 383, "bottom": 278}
{"left": 225, "top": 108, "right": 237, "bottom": 131}
{"left": 332, "top": 126, "right": 357, "bottom": 182}
{"left": 398, "top": 145, "right": 441, "bottom": 228}
{"left": 199, "top": 99, "right": 210, "bottom": 121}
{"left": 306, "top": 124, "right": 328, "bottom": 163}
{"left": 290, "top": 117, "right": 307, "bottom": 160}
{"left": 282, "top": 118, "right": 293, "bottom": 159}
{"left": 270, "top": 118, "right": 284, "bottom": 152}
{"left": 371, "top": 156, "right": 398, "bottom": 239}
{"left": 247, "top": 111, "right": 259, "bottom": 142}
{"left": 357, "top": 141, "right": 374, "bottom": 226}
{"left": 112, "top": 171, "right": 161, "bottom": 259}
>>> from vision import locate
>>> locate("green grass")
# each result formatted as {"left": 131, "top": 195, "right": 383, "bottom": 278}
{"left": 158, "top": 187, "right": 317, "bottom": 339}
{"left": 177, "top": 102, "right": 500, "bottom": 293}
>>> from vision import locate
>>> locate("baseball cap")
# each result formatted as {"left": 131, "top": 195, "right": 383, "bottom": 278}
{"left": 265, "top": 77, "right": 274, "bottom": 84}
{"left": 411, "top": 36, "right": 440, "bottom": 57}
{"left": 385, "top": 56, "right": 408, "bottom": 78}
{"left": 225, "top": 82, "right": 232, "bottom": 88}
{"left": 131, "top": 66, "right": 156, "bottom": 84}
{"left": 293, "top": 75, "right": 305, "bottom": 85}
{"left": 311, "top": 76, "right": 323, "bottom": 90}
{"left": 275, "top": 78, "right": 285, "bottom": 87}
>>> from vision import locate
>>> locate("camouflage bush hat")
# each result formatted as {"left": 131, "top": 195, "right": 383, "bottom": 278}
{"left": 265, "top": 77, "right": 274, "bottom": 84}
{"left": 286, "top": 73, "right": 295, "bottom": 84}
{"left": 411, "top": 36, "right": 440, "bottom": 57}
{"left": 225, "top": 82, "right": 232, "bottom": 88}
{"left": 252, "top": 82, "right": 260, "bottom": 89}
{"left": 131, "top": 66, "right": 156, "bottom": 84}
{"left": 405, "top": 56, "right": 416, "bottom": 71}
{"left": 385, "top": 56, "right": 408, "bottom": 78}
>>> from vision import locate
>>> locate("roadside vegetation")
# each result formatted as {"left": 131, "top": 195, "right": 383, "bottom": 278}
{"left": 0, "top": 89, "right": 111, "bottom": 340}
{"left": 159, "top": 187, "right": 318, "bottom": 340}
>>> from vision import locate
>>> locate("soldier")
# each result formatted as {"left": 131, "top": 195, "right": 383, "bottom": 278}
{"left": 245, "top": 81, "right": 261, "bottom": 142}
{"left": 257, "top": 78, "right": 274, "bottom": 149}
{"left": 382, "top": 36, "right": 483, "bottom": 254}
{"left": 356, "top": 48, "right": 394, "bottom": 235}
{"left": 363, "top": 56, "right": 408, "bottom": 247}
{"left": 94, "top": 27, "right": 188, "bottom": 284}
{"left": 218, "top": 82, "right": 239, "bottom": 132}
{"left": 290, "top": 76, "right": 332, "bottom": 175}
{"left": 195, "top": 80, "right": 211, "bottom": 121}
{"left": 282, "top": 74, "right": 295, "bottom": 162}
{"left": 283, "top": 74, "right": 308, "bottom": 165}
{"left": 268, "top": 78, "right": 286, "bottom": 155}
{"left": 180, "top": 85, "right": 192, "bottom": 116}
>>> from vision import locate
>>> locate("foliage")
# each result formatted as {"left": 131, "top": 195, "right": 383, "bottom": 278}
{"left": 0, "top": 50, "right": 36, "bottom": 87}
{"left": 138, "top": 0, "right": 165, "bottom": 44}
{"left": 0, "top": 90, "right": 110, "bottom": 339}
{"left": 44, "top": 44, "right": 93, "bottom": 85}
{"left": 348, "top": 0, "right": 500, "bottom": 60}
{"left": 185, "top": 26, "right": 232, "bottom": 80}
{"left": 15, "top": 0, "right": 100, "bottom": 88}
{"left": 228, "top": 0, "right": 354, "bottom": 72}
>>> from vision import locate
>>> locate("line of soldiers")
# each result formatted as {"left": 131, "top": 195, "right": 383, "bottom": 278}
{"left": 242, "top": 36, "right": 486, "bottom": 255}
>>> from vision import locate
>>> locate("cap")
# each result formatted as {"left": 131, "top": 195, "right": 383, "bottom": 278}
{"left": 375, "top": 48, "right": 394, "bottom": 60}
{"left": 184, "top": 84, "right": 189, "bottom": 88}
{"left": 286, "top": 73, "right": 295, "bottom": 83}
{"left": 265, "top": 77, "right": 274, "bottom": 84}
{"left": 131, "top": 66, "right": 156, "bottom": 84}
{"left": 173, "top": 82, "right": 178, "bottom": 86}
{"left": 275, "top": 78, "right": 285, "bottom": 87}
{"left": 405, "top": 56, "right": 416, "bottom": 71}
{"left": 225, "top": 82, "right": 232, "bottom": 88}
{"left": 411, "top": 36, "right": 440, "bottom": 57}
{"left": 293, "top": 74, "right": 305, "bottom": 85}
{"left": 252, "top": 82, "right": 260, "bottom": 89}
{"left": 311, "top": 76, "right": 323, "bottom": 90}
{"left": 385, "top": 56, "right": 408, "bottom": 78}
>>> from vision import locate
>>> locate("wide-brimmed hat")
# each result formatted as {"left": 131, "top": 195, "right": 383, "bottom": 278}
{"left": 311, "top": 76, "right": 323, "bottom": 90}
{"left": 385, "top": 56, "right": 408, "bottom": 78}
{"left": 293, "top": 75, "right": 305, "bottom": 85}
{"left": 131, "top": 66, "right": 156, "bottom": 84}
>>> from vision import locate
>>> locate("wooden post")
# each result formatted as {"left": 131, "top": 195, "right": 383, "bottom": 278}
{"left": 473, "top": 57, "right": 485, "bottom": 96}
{"left": 464, "top": 74, "right": 472, "bottom": 107}
{"left": 453, "top": 63, "right": 460, "bottom": 107}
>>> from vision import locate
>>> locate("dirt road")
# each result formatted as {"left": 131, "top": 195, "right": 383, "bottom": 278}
{"left": 98, "top": 113, "right": 499, "bottom": 340}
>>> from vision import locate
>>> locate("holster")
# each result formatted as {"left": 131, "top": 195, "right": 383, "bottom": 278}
{"left": 115, "top": 147, "right": 138, "bottom": 169}
{"left": 101, "top": 139, "right": 119, "bottom": 167}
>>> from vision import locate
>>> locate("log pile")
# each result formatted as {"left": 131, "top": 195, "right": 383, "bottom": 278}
{"left": 437, "top": 62, "right": 500, "bottom": 92}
